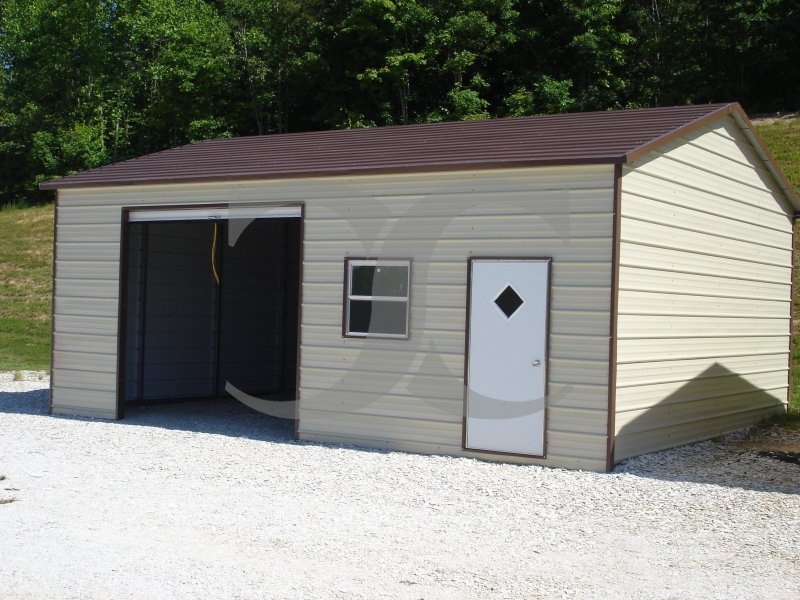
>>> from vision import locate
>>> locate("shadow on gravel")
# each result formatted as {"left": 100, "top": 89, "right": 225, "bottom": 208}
{"left": 614, "top": 363, "right": 799, "bottom": 495}
{"left": 0, "top": 386, "right": 296, "bottom": 444}
{"left": 615, "top": 439, "right": 800, "bottom": 496}
{"left": 0, "top": 389, "right": 50, "bottom": 416}
{"left": 120, "top": 398, "right": 296, "bottom": 443}
{"left": 3, "top": 386, "right": 797, "bottom": 494}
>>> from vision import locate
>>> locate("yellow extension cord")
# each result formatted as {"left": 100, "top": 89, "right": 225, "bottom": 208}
{"left": 211, "top": 222, "right": 220, "bottom": 284}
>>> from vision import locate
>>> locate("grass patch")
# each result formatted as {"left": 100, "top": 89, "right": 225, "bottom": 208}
{"left": 757, "top": 118, "right": 800, "bottom": 415}
{"left": 755, "top": 118, "right": 800, "bottom": 192}
{"left": 790, "top": 333, "right": 800, "bottom": 415}
{"left": 0, "top": 203, "right": 53, "bottom": 371}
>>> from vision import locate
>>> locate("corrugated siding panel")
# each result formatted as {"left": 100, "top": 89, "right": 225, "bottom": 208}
{"left": 56, "top": 262, "right": 119, "bottom": 282}
{"left": 299, "top": 408, "right": 608, "bottom": 470}
{"left": 617, "top": 353, "right": 789, "bottom": 387}
{"left": 616, "top": 336, "right": 789, "bottom": 363}
{"left": 50, "top": 389, "right": 118, "bottom": 419}
{"left": 297, "top": 166, "right": 614, "bottom": 469}
{"left": 51, "top": 187, "right": 120, "bottom": 422}
{"left": 618, "top": 265, "right": 789, "bottom": 301}
{"left": 298, "top": 431, "right": 608, "bottom": 471}
{"left": 615, "top": 404, "right": 782, "bottom": 461}
{"left": 615, "top": 117, "right": 793, "bottom": 461}
{"left": 618, "top": 290, "right": 788, "bottom": 318}
{"left": 616, "top": 370, "right": 788, "bottom": 411}
{"left": 52, "top": 165, "right": 614, "bottom": 470}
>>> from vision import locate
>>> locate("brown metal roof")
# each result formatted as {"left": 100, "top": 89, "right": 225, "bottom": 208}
{"left": 38, "top": 103, "right": 798, "bottom": 208}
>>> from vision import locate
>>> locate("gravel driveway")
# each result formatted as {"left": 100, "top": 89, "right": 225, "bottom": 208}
{"left": 1, "top": 373, "right": 798, "bottom": 599}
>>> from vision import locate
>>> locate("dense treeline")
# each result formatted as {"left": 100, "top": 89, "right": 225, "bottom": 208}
{"left": 1, "top": 0, "right": 798, "bottom": 205}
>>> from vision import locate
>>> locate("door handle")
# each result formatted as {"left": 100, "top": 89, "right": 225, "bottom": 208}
{"left": 532, "top": 360, "right": 542, "bottom": 367}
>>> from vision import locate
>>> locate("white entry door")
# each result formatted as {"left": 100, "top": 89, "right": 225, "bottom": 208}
{"left": 465, "top": 258, "right": 550, "bottom": 456}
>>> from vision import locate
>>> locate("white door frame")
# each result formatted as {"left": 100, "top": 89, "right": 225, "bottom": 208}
{"left": 462, "top": 257, "right": 552, "bottom": 457}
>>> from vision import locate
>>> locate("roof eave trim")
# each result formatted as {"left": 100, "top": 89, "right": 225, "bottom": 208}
{"left": 730, "top": 110, "right": 800, "bottom": 213}
{"left": 38, "top": 156, "right": 622, "bottom": 191}
{"left": 623, "top": 102, "right": 800, "bottom": 213}
{"left": 623, "top": 102, "right": 740, "bottom": 165}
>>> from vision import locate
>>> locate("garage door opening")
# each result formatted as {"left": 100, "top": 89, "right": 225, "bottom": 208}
{"left": 118, "top": 207, "right": 301, "bottom": 420}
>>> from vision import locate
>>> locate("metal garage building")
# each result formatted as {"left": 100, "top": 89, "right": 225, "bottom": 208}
{"left": 41, "top": 103, "right": 798, "bottom": 471}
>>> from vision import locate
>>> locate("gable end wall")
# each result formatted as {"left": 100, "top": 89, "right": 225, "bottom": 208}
{"left": 615, "top": 116, "right": 793, "bottom": 461}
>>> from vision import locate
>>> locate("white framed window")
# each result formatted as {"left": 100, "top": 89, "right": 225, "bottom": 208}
{"left": 343, "top": 258, "right": 411, "bottom": 339}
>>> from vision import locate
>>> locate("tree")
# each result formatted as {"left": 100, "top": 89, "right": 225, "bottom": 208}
{"left": 116, "top": 0, "right": 235, "bottom": 151}
{"left": 426, "top": 0, "right": 518, "bottom": 121}
{"left": 0, "top": 0, "right": 116, "bottom": 202}
{"left": 0, "top": 0, "right": 798, "bottom": 206}
{"left": 220, "top": 0, "right": 312, "bottom": 135}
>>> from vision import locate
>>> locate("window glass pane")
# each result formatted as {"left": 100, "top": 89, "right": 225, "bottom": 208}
{"left": 351, "top": 266, "right": 376, "bottom": 296}
{"left": 348, "top": 299, "right": 373, "bottom": 334}
{"left": 351, "top": 265, "right": 408, "bottom": 297}
{"left": 373, "top": 266, "right": 409, "bottom": 297}
{"left": 369, "top": 299, "right": 408, "bottom": 335}
{"left": 349, "top": 299, "right": 408, "bottom": 336}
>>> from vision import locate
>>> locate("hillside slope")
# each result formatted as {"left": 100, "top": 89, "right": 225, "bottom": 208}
{"left": 0, "top": 203, "right": 53, "bottom": 370}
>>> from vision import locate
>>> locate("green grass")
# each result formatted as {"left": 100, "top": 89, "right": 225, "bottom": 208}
{"left": 0, "top": 203, "right": 53, "bottom": 371}
{"left": 755, "top": 118, "right": 800, "bottom": 192}
{"left": 756, "top": 118, "right": 800, "bottom": 414}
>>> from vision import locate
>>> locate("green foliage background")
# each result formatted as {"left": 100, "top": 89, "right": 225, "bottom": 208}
{"left": 1, "top": 0, "right": 798, "bottom": 205}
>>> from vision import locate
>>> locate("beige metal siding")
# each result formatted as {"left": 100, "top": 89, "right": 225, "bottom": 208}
{"left": 298, "top": 167, "right": 614, "bottom": 471}
{"left": 615, "top": 116, "right": 793, "bottom": 460}
{"left": 52, "top": 165, "right": 614, "bottom": 470}
{"left": 51, "top": 198, "right": 121, "bottom": 418}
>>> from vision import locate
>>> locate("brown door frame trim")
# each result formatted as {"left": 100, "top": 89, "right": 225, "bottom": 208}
{"left": 115, "top": 201, "right": 305, "bottom": 431}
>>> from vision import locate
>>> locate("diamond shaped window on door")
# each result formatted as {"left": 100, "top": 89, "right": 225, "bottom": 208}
{"left": 494, "top": 284, "right": 524, "bottom": 319}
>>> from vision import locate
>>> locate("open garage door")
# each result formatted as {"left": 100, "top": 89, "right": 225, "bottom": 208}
{"left": 119, "top": 205, "right": 301, "bottom": 415}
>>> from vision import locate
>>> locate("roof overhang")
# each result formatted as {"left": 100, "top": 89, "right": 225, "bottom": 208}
{"left": 39, "top": 103, "right": 799, "bottom": 214}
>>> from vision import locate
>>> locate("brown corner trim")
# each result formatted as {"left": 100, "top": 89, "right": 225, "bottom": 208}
{"left": 606, "top": 164, "right": 624, "bottom": 471}
{"left": 48, "top": 195, "right": 59, "bottom": 414}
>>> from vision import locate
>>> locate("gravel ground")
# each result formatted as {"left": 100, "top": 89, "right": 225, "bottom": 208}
{"left": 1, "top": 373, "right": 798, "bottom": 599}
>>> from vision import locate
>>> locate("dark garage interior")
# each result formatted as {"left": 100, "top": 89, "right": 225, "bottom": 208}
{"left": 120, "top": 217, "right": 301, "bottom": 408}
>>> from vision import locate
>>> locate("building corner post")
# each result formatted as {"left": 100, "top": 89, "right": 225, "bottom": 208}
{"left": 606, "top": 164, "right": 624, "bottom": 472}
